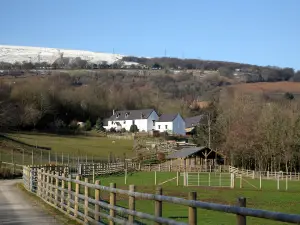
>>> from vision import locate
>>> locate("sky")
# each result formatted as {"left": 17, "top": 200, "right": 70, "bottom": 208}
{"left": 0, "top": 0, "right": 299, "bottom": 70}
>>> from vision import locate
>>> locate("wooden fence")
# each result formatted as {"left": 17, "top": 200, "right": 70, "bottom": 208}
{"left": 22, "top": 166, "right": 300, "bottom": 225}
{"left": 0, "top": 161, "right": 23, "bottom": 174}
{"left": 229, "top": 166, "right": 300, "bottom": 181}
{"left": 78, "top": 162, "right": 140, "bottom": 177}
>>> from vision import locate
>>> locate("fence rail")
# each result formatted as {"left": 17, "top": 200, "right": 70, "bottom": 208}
{"left": 229, "top": 166, "right": 300, "bottom": 181}
{"left": 22, "top": 165, "right": 300, "bottom": 225}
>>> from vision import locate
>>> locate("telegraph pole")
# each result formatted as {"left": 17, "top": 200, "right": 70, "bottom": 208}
{"left": 208, "top": 113, "right": 211, "bottom": 149}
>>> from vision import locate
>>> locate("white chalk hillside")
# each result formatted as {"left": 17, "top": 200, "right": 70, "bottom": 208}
{"left": 0, "top": 45, "right": 127, "bottom": 65}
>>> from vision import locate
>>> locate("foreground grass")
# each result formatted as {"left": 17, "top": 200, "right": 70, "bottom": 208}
{"left": 80, "top": 172, "right": 300, "bottom": 225}
{"left": 5, "top": 132, "right": 134, "bottom": 161}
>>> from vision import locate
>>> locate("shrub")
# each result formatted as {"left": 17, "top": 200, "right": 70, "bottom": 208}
{"left": 69, "top": 120, "right": 79, "bottom": 130}
{"left": 130, "top": 124, "right": 139, "bottom": 133}
{"left": 121, "top": 128, "right": 126, "bottom": 133}
{"left": 157, "top": 152, "right": 166, "bottom": 161}
{"left": 84, "top": 120, "right": 92, "bottom": 131}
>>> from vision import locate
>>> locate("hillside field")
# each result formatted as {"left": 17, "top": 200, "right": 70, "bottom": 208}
{"left": 1, "top": 132, "right": 134, "bottom": 164}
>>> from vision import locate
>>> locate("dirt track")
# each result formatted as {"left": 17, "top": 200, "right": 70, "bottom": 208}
{"left": 0, "top": 179, "right": 60, "bottom": 224}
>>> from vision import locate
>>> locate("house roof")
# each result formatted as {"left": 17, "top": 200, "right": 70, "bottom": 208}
{"left": 157, "top": 113, "right": 178, "bottom": 122}
{"left": 109, "top": 109, "right": 155, "bottom": 121}
{"left": 184, "top": 115, "right": 203, "bottom": 128}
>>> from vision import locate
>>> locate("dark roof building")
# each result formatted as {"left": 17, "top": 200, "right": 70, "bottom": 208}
{"left": 185, "top": 115, "right": 203, "bottom": 128}
{"left": 157, "top": 113, "right": 178, "bottom": 122}
{"left": 109, "top": 109, "right": 156, "bottom": 121}
{"left": 166, "top": 147, "right": 215, "bottom": 159}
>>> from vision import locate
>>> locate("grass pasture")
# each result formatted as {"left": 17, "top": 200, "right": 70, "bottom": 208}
{"left": 81, "top": 171, "right": 300, "bottom": 225}
{"left": 1, "top": 132, "right": 134, "bottom": 165}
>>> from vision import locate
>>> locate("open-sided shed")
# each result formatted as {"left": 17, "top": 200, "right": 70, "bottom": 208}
{"left": 166, "top": 146, "right": 224, "bottom": 169}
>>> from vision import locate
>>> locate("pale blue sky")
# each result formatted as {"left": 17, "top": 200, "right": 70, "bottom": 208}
{"left": 0, "top": 0, "right": 299, "bottom": 69}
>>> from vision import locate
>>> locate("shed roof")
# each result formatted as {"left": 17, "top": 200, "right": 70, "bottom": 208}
{"left": 166, "top": 147, "right": 223, "bottom": 159}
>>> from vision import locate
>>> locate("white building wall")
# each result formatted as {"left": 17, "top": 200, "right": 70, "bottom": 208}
{"left": 155, "top": 121, "right": 173, "bottom": 133}
{"left": 134, "top": 119, "right": 148, "bottom": 132}
{"left": 173, "top": 115, "right": 186, "bottom": 135}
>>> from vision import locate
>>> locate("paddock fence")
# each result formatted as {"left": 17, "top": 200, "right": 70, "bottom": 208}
{"left": 22, "top": 165, "right": 300, "bottom": 225}
{"left": 229, "top": 166, "right": 300, "bottom": 181}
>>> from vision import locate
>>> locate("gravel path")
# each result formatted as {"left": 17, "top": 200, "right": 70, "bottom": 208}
{"left": 0, "top": 179, "right": 61, "bottom": 225}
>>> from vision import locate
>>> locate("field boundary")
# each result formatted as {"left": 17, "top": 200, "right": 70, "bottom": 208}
{"left": 22, "top": 165, "right": 300, "bottom": 225}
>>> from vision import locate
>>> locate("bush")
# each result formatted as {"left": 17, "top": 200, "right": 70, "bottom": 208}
{"left": 121, "top": 128, "right": 126, "bottom": 133}
{"left": 69, "top": 120, "right": 79, "bottom": 130}
{"left": 84, "top": 120, "right": 92, "bottom": 131}
{"left": 284, "top": 92, "right": 294, "bottom": 100}
{"left": 157, "top": 152, "right": 166, "bottom": 161}
{"left": 130, "top": 124, "right": 139, "bottom": 133}
{"left": 95, "top": 117, "right": 105, "bottom": 131}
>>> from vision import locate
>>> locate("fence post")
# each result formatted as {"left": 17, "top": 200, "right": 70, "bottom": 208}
{"left": 259, "top": 173, "right": 262, "bottom": 190}
{"left": 231, "top": 173, "right": 235, "bottom": 188}
{"left": 37, "top": 170, "right": 41, "bottom": 197}
{"left": 197, "top": 172, "right": 200, "bottom": 186}
{"left": 128, "top": 185, "right": 135, "bottom": 223}
{"left": 110, "top": 183, "right": 116, "bottom": 225}
{"left": 277, "top": 175, "right": 280, "bottom": 190}
{"left": 46, "top": 172, "right": 50, "bottom": 202}
{"left": 236, "top": 197, "right": 246, "bottom": 225}
{"left": 49, "top": 171, "right": 53, "bottom": 204}
{"left": 155, "top": 171, "right": 157, "bottom": 185}
{"left": 61, "top": 173, "right": 65, "bottom": 210}
{"left": 188, "top": 192, "right": 197, "bottom": 225}
{"left": 95, "top": 180, "right": 100, "bottom": 222}
{"left": 240, "top": 174, "right": 243, "bottom": 188}
{"left": 54, "top": 172, "right": 59, "bottom": 206}
{"left": 125, "top": 169, "right": 127, "bottom": 185}
{"left": 93, "top": 164, "right": 95, "bottom": 183}
{"left": 252, "top": 171, "right": 255, "bottom": 179}
{"left": 74, "top": 175, "right": 79, "bottom": 218}
{"left": 84, "top": 178, "right": 89, "bottom": 223}
{"left": 176, "top": 171, "right": 179, "bottom": 186}
{"left": 154, "top": 186, "right": 162, "bottom": 225}
{"left": 219, "top": 173, "right": 222, "bottom": 187}
{"left": 286, "top": 175, "right": 288, "bottom": 191}
{"left": 208, "top": 172, "right": 211, "bottom": 186}
{"left": 67, "top": 175, "right": 71, "bottom": 214}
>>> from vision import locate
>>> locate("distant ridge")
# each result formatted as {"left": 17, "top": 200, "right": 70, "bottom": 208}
{"left": 0, "top": 44, "right": 125, "bottom": 64}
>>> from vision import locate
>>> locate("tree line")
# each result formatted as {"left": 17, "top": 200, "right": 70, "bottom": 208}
{"left": 193, "top": 90, "right": 300, "bottom": 172}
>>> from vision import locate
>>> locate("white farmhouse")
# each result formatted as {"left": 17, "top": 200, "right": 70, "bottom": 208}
{"left": 155, "top": 113, "right": 186, "bottom": 135}
{"left": 104, "top": 109, "right": 159, "bottom": 132}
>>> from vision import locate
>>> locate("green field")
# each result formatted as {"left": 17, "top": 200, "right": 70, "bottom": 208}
{"left": 1, "top": 132, "right": 134, "bottom": 165}
{"left": 80, "top": 172, "right": 300, "bottom": 225}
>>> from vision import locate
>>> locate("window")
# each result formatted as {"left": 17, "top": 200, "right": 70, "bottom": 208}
{"left": 152, "top": 120, "right": 155, "bottom": 126}
{"left": 124, "top": 121, "right": 126, "bottom": 124}
{"left": 158, "top": 125, "right": 161, "bottom": 129}
{"left": 165, "top": 125, "right": 168, "bottom": 129}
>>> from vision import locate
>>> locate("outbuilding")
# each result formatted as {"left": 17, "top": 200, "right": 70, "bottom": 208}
{"left": 166, "top": 146, "right": 224, "bottom": 170}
